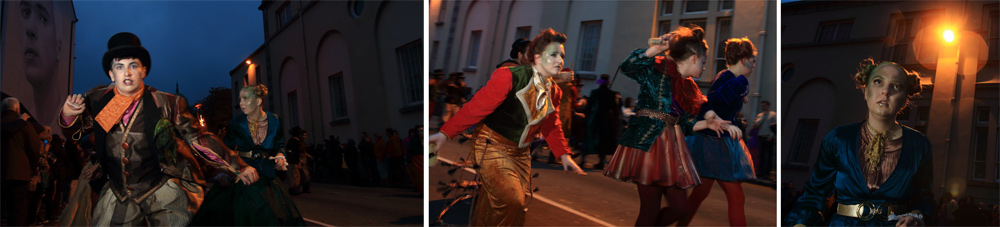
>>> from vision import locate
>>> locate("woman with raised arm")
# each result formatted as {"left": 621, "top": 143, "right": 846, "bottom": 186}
{"left": 603, "top": 25, "right": 731, "bottom": 226}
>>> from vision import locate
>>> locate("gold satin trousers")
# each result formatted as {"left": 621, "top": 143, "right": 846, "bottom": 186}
{"left": 469, "top": 124, "right": 531, "bottom": 226}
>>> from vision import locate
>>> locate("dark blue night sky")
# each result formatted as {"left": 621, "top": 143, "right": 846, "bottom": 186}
{"left": 72, "top": 1, "right": 263, "bottom": 104}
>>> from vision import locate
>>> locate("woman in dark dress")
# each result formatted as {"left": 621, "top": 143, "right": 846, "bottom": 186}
{"left": 785, "top": 59, "right": 933, "bottom": 226}
{"left": 682, "top": 37, "right": 758, "bottom": 226}
{"left": 191, "top": 84, "right": 304, "bottom": 226}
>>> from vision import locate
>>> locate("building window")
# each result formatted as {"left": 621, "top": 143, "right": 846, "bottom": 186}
{"left": 277, "top": 1, "right": 293, "bottom": 29}
{"left": 577, "top": 20, "right": 602, "bottom": 72}
{"left": 431, "top": 41, "right": 440, "bottom": 69}
{"left": 815, "top": 19, "right": 852, "bottom": 42}
{"left": 266, "top": 69, "right": 274, "bottom": 111}
{"left": 973, "top": 126, "right": 989, "bottom": 181}
{"left": 684, "top": 0, "right": 708, "bottom": 14}
{"left": 466, "top": 30, "right": 482, "bottom": 69}
{"left": 328, "top": 73, "right": 347, "bottom": 118}
{"left": 396, "top": 40, "right": 423, "bottom": 105}
{"left": 897, "top": 102, "right": 930, "bottom": 134}
{"left": 719, "top": 0, "right": 733, "bottom": 11}
{"left": 349, "top": 0, "right": 364, "bottom": 18}
{"left": 680, "top": 19, "right": 707, "bottom": 31}
{"left": 715, "top": 18, "right": 732, "bottom": 74}
{"left": 890, "top": 18, "right": 914, "bottom": 63}
{"left": 781, "top": 63, "right": 795, "bottom": 82}
{"left": 988, "top": 9, "right": 998, "bottom": 61}
{"left": 254, "top": 67, "right": 261, "bottom": 84}
{"left": 789, "top": 119, "right": 820, "bottom": 164}
{"left": 971, "top": 105, "right": 998, "bottom": 183}
{"left": 887, "top": 11, "right": 942, "bottom": 66}
{"left": 515, "top": 26, "right": 532, "bottom": 40}
{"left": 287, "top": 91, "right": 300, "bottom": 128}
{"left": 658, "top": 20, "right": 672, "bottom": 36}
{"left": 661, "top": 0, "right": 674, "bottom": 15}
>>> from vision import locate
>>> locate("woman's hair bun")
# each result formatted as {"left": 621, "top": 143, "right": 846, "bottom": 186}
{"left": 690, "top": 26, "right": 705, "bottom": 40}
{"left": 853, "top": 58, "right": 877, "bottom": 88}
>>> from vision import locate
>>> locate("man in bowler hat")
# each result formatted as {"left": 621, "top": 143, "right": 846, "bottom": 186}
{"left": 58, "top": 32, "right": 256, "bottom": 225}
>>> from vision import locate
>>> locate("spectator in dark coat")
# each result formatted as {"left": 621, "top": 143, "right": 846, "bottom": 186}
{"left": 359, "top": 133, "right": 379, "bottom": 184}
{"left": 2, "top": 97, "right": 42, "bottom": 226}
{"left": 343, "top": 139, "right": 361, "bottom": 185}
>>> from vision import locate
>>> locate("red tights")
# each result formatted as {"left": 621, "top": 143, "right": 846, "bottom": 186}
{"left": 680, "top": 178, "right": 746, "bottom": 226}
{"left": 635, "top": 183, "right": 690, "bottom": 226}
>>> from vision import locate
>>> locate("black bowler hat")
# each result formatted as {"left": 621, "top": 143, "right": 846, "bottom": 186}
{"left": 102, "top": 32, "right": 151, "bottom": 78}
{"left": 510, "top": 38, "right": 530, "bottom": 59}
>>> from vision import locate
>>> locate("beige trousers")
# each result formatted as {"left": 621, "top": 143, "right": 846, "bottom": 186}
{"left": 91, "top": 179, "right": 192, "bottom": 226}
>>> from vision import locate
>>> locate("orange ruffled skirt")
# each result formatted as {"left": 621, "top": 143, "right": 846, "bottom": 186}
{"left": 603, "top": 124, "right": 701, "bottom": 189}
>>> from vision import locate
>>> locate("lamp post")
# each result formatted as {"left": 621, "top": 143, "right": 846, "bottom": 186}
{"left": 927, "top": 22, "right": 986, "bottom": 198}
{"left": 927, "top": 27, "right": 960, "bottom": 198}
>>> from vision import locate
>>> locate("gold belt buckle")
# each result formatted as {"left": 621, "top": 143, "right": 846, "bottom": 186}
{"left": 856, "top": 201, "right": 876, "bottom": 221}
{"left": 876, "top": 202, "right": 892, "bottom": 221}
{"left": 856, "top": 201, "right": 891, "bottom": 221}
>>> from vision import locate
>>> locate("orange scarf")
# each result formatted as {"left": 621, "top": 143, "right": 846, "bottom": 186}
{"left": 95, "top": 86, "right": 145, "bottom": 132}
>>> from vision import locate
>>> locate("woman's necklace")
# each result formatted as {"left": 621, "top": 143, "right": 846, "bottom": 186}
{"left": 864, "top": 121, "right": 896, "bottom": 173}
{"left": 248, "top": 113, "right": 264, "bottom": 144}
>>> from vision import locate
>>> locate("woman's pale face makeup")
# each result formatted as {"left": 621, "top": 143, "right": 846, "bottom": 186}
{"left": 864, "top": 64, "right": 908, "bottom": 120}
{"left": 729, "top": 56, "right": 757, "bottom": 77}
{"left": 239, "top": 88, "right": 261, "bottom": 116}
{"left": 742, "top": 56, "right": 757, "bottom": 76}
{"left": 678, "top": 53, "right": 707, "bottom": 78}
{"left": 533, "top": 43, "right": 565, "bottom": 78}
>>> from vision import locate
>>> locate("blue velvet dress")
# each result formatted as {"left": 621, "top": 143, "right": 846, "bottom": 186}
{"left": 784, "top": 122, "right": 934, "bottom": 226}
{"left": 686, "top": 70, "right": 756, "bottom": 182}
{"left": 190, "top": 113, "right": 305, "bottom": 226}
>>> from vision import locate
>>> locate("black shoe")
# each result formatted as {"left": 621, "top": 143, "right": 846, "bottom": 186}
{"left": 593, "top": 163, "right": 605, "bottom": 170}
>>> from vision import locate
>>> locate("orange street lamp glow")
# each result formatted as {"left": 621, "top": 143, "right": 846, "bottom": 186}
{"left": 943, "top": 29, "right": 955, "bottom": 43}
{"left": 246, "top": 60, "right": 252, "bottom": 65}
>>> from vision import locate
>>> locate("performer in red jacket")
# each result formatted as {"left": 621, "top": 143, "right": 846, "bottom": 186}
{"left": 429, "top": 28, "right": 586, "bottom": 226}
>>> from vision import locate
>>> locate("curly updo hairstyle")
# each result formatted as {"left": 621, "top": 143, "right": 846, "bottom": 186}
{"left": 667, "top": 25, "right": 708, "bottom": 62}
{"left": 525, "top": 28, "right": 567, "bottom": 64}
{"left": 724, "top": 37, "right": 757, "bottom": 65}
{"left": 243, "top": 84, "right": 269, "bottom": 100}
{"left": 853, "top": 58, "right": 922, "bottom": 97}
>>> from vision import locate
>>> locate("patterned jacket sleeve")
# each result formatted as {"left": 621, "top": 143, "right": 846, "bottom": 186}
{"left": 169, "top": 95, "right": 249, "bottom": 176}
{"left": 785, "top": 129, "right": 840, "bottom": 226}
{"left": 620, "top": 48, "right": 655, "bottom": 82}
{"left": 439, "top": 67, "right": 513, "bottom": 139}
{"left": 58, "top": 91, "right": 100, "bottom": 142}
